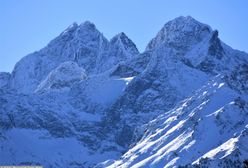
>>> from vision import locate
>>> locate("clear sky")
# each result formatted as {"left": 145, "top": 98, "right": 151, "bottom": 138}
{"left": 1, "top": 0, "right": 248, "bottom": 72}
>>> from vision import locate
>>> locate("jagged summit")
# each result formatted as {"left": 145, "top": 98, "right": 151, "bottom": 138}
{"left": 94, "top": 32, "right": 139, "bottom": 73}
{"left": 56, "top": 20, "right": 100, "bottom": 43}
{"left": 146, "top": 16, "right": 212, "bottom": 50}
{"left": 110, "top": 32, "right": 139, "bottom": 55}
{"left": 111, "top": 32, "right": 129, "bottom": 42}
{"left": 60, "top": 22, "right": 78, "bottom": 35}
{"left": 172, "top": 15, "right": 201, "bottom": 24}
{"left": 61, "top": 21, "right": 97, "bottom": 35}
{"left": 79, "top": 21, "right": 96, "bottom": 29}
{"left": 111, "top": 32, "right": 130, "bottom": 40}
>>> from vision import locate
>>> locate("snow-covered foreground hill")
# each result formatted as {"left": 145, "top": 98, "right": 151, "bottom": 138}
{"left": 0, "top": 16, "right": 247, "bottom": 167}
{"left": 104, "top": 76, "right": 248, "bottom": 167}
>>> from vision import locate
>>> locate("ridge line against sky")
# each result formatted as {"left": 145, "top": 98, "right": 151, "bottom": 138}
{"left": 1, "top": 0, "right": 248, "bottom": 72}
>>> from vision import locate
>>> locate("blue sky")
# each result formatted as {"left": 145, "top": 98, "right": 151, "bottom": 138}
{"left": 1, "top": 0, "right": 248, "bottom": 72}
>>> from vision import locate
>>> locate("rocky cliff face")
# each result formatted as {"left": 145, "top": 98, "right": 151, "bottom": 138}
{"left": 0, "top": 16, "right": 247, "bottom": 168}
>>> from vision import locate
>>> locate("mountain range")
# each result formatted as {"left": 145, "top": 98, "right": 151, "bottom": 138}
{"left": 0, "top": 16, "right": 247, "bottom": 168}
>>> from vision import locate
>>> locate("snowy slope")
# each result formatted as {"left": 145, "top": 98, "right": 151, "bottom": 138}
{"left": 105, "top": 76, "right": 248, "bottom": 167}
{"left": 69, "top": 71, "right": 135, "bottom": 114}
{"left": 0, "top": 128, "right": 120, "bottom": 168}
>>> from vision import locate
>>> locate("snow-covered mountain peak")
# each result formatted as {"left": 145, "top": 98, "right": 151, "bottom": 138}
{"left": 173, "top": 15, "right": 200, "bottom": 24}
{"left": 110, "top": 32, "right": 139, "bottom": 56}
{"left": 146, "top": 16, "right": 212, "bottom": 51}
{"left": 60, "top": 21, "right": 97, "bottom": 36}
{"left": 74, "top": 21, "right": 102, "bottom": 40}
{"left": 111, "top": 32, "right": 133, "bottom": 43}
{"left": 49, "top": 20, "right": 103, "bottom": 48}
{"left": 93, "top": 32, "right": 140, "bottom": 73}
{"left": 60, "top": 22, "right": 78, "bottom": 35}
{"left": 79, "top": 21, "right": 96, "bottom": 30}
{"left": 10, "top": 20, "right": 109, "bottom": 93}
{"left": 111, "top": 32, "right": 131, "bottom": 44}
